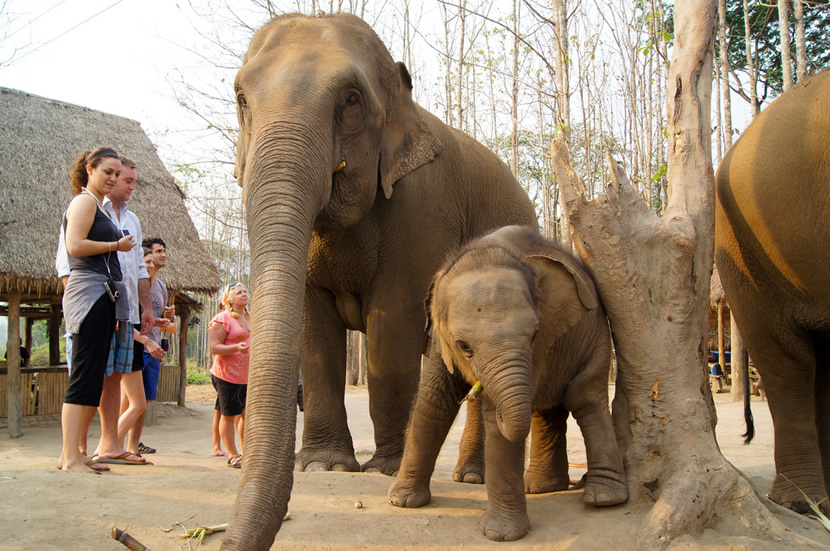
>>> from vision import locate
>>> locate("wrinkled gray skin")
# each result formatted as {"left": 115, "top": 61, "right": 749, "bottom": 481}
{"left": 715, "top": 69, "right": 830, "bottom": 516}
{"left": 389, "top": 226, "right": 628, "bottom": 541}
{"left": 223, "top": 13, "right": 537, "bottom": 550}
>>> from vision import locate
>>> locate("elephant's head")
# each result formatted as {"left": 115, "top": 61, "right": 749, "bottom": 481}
{"left": 223, "top": 13, "right": 442, "bottom": 550}
{"left": 428, "top": 226, "right": 599, "bottom": 444}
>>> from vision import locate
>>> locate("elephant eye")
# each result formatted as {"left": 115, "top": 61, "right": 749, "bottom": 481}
{"left": 344, "top": 91, "right": 360, "bottom": 106}
{"left": 456, "top": 340, "right": 474, "bottom": 358}
{"left": 237, "top": 93, "right": 248, "bottom": 108}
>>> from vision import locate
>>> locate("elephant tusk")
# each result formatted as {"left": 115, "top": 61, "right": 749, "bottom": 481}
{"left": 334, "top": 160, "right": 346, "bottom": 173}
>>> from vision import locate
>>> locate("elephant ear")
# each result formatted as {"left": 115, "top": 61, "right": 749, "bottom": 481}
{"left": 379, "top": 62, "right": 443, "bottom": 199}
{"left": 526, "top": 254, "right": 599, "bottom": 343}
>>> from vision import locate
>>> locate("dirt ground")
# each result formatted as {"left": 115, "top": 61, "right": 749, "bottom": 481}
{"left": 1, "top": 384, "right": 829, "bottom": 551}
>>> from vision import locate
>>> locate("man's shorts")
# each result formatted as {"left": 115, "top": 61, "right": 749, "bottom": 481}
{"left": 105, "top": 323, "right": 134, "bottom": 377}
{"left": 142, "top": 351, "right": 161, "bottom": 401}
{"left": 212, "top": 374, "right": 247, "bottom": 417}
{"left": 131, "top": 324, "right": 144, "bottom": 372}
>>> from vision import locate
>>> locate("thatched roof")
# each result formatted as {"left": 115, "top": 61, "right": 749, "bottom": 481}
{"left": 0, "top": 87, "right": 221, "bottom": 300}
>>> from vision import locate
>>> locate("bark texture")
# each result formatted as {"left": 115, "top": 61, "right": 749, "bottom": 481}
{"left": 550, "top": 0, "right": 808, "bottom": 547}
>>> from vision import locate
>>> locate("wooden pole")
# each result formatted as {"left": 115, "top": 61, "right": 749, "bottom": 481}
{"left": 49, "top": 300, "right": 61, "bottom": 366}
{"left": 24, "top": 317, "right": 33, "bottom": 367}
{"left": 178, "top": 309, "right": 189, "bottom": 407}
{"left": 7, "top": 289, "right": 22, "bottom": 438}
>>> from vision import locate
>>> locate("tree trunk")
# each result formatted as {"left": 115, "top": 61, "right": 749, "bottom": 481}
{"left": 718, "top": 0, "right": 733, "bottom": 148}
{"left": 551, "top": 1, "right": 798, "bottom": 545}
{"left": 552, "top": 0, "right": 572, "bottom": 250}
{"left": 793, "top": 0, "right": 807, "bottom": 81}
{"left": 717, "top": 302, "right": 726, "bottom": 385}
{"left": 510, "top": 0, "right": 519, "bottom": 178}
{"left": 742, "top": 0, "right": 760, "bottom": 116}
{"left": 778, "top": 0, "right": 793, "bottom": 91}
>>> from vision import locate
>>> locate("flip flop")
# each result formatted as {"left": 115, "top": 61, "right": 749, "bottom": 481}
{"left": 55, "top": 459, "right": 110, "bottom": 472}
{"left": 227, "top": 455, "right": 242, "bottom": 469}
{"left": 92, "top": 452, "right": 152, "bottom": 465}
{"left": 212, "top": 451, "right": 228, "bottom": 457}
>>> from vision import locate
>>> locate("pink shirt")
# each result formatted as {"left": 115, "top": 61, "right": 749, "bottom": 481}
{"left": 209, "top": 310, "right": 250, "bottom": 385}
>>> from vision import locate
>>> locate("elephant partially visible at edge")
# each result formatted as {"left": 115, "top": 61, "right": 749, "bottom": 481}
{"left": 715, "top": 69, "right": 830, "bottom": 515}
{"left": 224, "top": 13, "right": 538, "bottom": 550}
{"left": 388, "top": 226, "right": 628, "bottom": 542}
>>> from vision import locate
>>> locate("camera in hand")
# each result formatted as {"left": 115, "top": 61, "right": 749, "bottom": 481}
{"left": 104, "top": 279, "right": 120, "bottom": 302}
{"left": 160, "top": 339, "right": 169, "bottom": 351}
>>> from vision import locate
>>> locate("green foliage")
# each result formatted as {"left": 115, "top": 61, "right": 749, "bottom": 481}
{"left": 719, "top": 0, "right": 830, "bottom": 101}
{"left": 187, "top": 366, "right": 212, "bottom": 385}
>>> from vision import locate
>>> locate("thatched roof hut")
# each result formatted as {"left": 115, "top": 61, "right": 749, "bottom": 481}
{"left": 0, "top": 88, "right": 222, "bottom": 431}
{"left": 0, "top": 87, "right": 221, "bottom": 298}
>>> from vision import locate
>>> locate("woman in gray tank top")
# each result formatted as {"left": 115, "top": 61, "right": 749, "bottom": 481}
{"left": 59, "top": 147, "right": 138, "bottom": 474}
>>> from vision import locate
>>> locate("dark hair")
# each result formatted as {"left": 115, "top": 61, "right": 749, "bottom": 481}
{"left": 143, "top": 247, "right": 153, "bottom": 257}
{"left": 143, "top": 237, "right": 167, "bottom": 250}
{"left": 69, "top": 147, "right": 119, "bottom": 195}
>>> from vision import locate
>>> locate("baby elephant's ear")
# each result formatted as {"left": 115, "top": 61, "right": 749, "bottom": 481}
{"left": 526, "top": 254, "right": 599, "bottom": 342}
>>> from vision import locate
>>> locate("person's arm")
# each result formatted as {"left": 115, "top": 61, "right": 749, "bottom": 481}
{"left": 133, "top": 329, "right": 165, "bottom": 360}
{"left": 209, "top": 319, "right": 248, "bottom": 356}
{"left": 137, "top": 278, "right": 154, "bottom": 334}
{"left": 65, "top": 195, "right": 135, "bottom": 256}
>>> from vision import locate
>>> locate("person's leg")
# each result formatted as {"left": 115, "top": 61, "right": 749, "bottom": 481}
{"left": 78, "top": 406, "right": 96, "bottom": 456}
{"left": 131, "top": 352, "right": 160, "bottom": 453}
{"left": 237, "top": 410, "right": 245, "bottom": 450}
{"left": 61, "top": 403, "right": 97, "bottom": 472}
{"left": 61, "top": 296, "right": 114, "bottom": 472}
{"left": 212, "top": 407, "right": 225, "bottom": 456}
{"left": 118, "top": 370, "right": 147, "bottom": 449}
{"left": 93, "top": 370, "right": 122, "bottom": 458}
{"left": 220, "top": 414, "right": 240, "bottom": 458}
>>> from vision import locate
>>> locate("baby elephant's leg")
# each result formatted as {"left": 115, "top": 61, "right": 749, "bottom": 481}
{"left": 525, "top": 405, "right": 571, "bottom": 494}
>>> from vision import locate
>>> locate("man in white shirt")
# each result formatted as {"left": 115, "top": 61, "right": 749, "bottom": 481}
{"left": 56, "top": 157, "right": 156, "bottom": 465}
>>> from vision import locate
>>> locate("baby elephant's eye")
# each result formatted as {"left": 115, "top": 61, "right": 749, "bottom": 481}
{"left": 456, "top": 340, "right": 474, "bottom": 358}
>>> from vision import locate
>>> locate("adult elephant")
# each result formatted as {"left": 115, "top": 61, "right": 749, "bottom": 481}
{"left": 715, "top": 69, "right": 830, "bottom": 515}
{"left": 222, "top": 13, "right": 537, "bottom": 550}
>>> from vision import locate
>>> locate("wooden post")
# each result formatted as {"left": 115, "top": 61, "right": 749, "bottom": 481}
{"left": 24, "top": 317, "right": 33, "bottom": 367}
{"left": 717, "top": 302, "right": 725, "bottom": 381}
{"left": 730, "top": 312, "right": 747, "bottom": 402}
{"left": 7, "top": 289, "right": 22, "bottom": 438}
{"left": 177, "top": 309, "right": 189, "bottom": 406}
{"left": 49, "top": 300, "right": 61, "bottom": 366}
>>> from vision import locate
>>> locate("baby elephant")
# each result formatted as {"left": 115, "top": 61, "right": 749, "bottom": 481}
{"left": 388, "top": 226, "right": 627, "bottom": 541}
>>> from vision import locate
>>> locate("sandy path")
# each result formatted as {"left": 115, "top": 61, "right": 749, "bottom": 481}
{"left": 1, "top": 385, "right": 828, "bottom": 550}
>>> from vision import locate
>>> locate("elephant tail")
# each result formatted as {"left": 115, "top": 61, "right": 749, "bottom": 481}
{"left": 742, "top": 365, "right": 755, "bottom": 444}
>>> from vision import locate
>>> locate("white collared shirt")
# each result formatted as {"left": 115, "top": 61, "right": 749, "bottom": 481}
{"left": 56, "top": 198, "right": 148, "bottom": 324}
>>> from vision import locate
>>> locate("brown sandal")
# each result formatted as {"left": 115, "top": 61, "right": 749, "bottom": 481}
{"left": 228, "top": 455, "right": 242, "bottom": 469}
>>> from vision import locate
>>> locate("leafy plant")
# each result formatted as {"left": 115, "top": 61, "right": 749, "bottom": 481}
{"left": 186, "top": 367, "right": 211, "bottom": 385}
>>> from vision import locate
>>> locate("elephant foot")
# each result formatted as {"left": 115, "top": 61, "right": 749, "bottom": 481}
{"left": 362, "top": 452, "right": 402, "bottom": 476}
{"left": 295, "top": 447, "right": 360, "bottom": 473}
{"left": 768, "top": 480, "right": 829, "bottom": 516}
{"left": 480, "top": 507, "right": 530, "bottom": 541}
{"left": 524, "top": 468, "right": 570, "bottom": 494}
{"left": 583, "top": 469, "right": 628, "bottom": 507}
{"left": 388, "top": 477, "right": 431, "bottom": 508}
{"left": 453, "top": 459, "right": 484, "bottom": 484}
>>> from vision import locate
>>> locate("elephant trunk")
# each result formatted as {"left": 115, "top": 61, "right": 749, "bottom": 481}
{"left": 221, "top": 132, "right": 329, "bottom": 550}
{"left": 479, "top": 359, "right": 533, "bottom": 443}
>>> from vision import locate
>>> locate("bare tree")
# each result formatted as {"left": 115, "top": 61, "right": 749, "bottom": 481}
{"left": 778, "top": 0, "right": 793, "bottom": 91}
{"left": 793, "top": 0, "right": 807, "bottom": 80}
{"left": 549, "top": 0, "right": 809, "bottom": 544}
{"left": 742, "top": 0, "right": 760, "bottom": 116}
